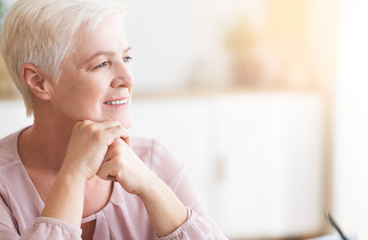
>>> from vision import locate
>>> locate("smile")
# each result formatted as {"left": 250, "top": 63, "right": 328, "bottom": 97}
{"left": 104, "top": 99, "right": 128, "bottom": 105}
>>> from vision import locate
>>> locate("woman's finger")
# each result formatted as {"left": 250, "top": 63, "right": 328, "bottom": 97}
{"left": 97, "top": 156, "right": 121, "bottom": 181}
{"left": 102, "top": 125, "right": 130, "bottom": 146}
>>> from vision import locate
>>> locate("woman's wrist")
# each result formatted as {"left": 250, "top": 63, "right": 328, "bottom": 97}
{"left": 58, "top": 162, "right": 90, "bottom": 184}
{"left": 41, "top": 166, "right": 87, "bottom": 227}
{"left": 134, "top": 170, "right": 160, "bottom": 198}
{"left": 136, "top": 173, "right": 187, "bottom": 237}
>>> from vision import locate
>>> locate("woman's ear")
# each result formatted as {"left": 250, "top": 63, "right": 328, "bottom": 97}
{"left": 21, "top": 63, "right": 53, "bottom": 100}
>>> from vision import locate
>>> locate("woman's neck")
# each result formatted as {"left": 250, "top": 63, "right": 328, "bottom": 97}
{"left": 18, "top": 114, "right": 75, "bottom": 172}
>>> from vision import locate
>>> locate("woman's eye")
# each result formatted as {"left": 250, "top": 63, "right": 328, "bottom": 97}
{"left": 93, "top": 61, "right": 109, "bottom": 70}
{"left": 123, "top": 56, "right": 133, "bottom": 63}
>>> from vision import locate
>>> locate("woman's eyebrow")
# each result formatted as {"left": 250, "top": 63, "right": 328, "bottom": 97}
{"left": 83, "top": 46, "right": 131, "bottom": 64}
{"left": 124, "top": 46, "right": 132, "bottom": 53}
{"left": 83, "top": 51, "right": 114, "bottom": 64}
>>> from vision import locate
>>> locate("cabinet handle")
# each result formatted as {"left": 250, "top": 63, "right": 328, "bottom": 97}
{"left": 215, "top": 155, "right": 227, "bottom": 182}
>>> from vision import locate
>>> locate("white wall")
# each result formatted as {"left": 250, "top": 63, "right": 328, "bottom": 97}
{"left": 0, "top": 0, "right": 266, "bottom": 93}
{"left": 123, "top": 0, "right": 266, "bottom": 92}
{"left": 0, "top": 100, "right": 33, "bottom": 137}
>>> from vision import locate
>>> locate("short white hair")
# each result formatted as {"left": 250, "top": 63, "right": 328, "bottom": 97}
{"left": 0, "top": 0, "right": 126, "bottom": 116}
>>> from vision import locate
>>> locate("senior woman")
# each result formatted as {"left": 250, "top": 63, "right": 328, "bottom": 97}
{"left": 0, "top": 0, "right": 226, "bottom": 239}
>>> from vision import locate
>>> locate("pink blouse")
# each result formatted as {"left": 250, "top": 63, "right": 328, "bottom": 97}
{"left": 0, "top": 129, "right": 227, "bottom": 239}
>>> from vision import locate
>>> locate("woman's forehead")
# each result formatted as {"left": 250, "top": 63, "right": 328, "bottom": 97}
{"left": 71, "top": 18, "right": 128, "bottom": 59}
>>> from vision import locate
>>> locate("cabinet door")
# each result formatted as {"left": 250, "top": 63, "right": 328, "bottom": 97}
{"left": 212, "top": 93, "right": 324, "bottom": 238}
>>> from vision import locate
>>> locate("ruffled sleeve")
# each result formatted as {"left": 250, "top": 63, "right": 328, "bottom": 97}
{"left": 20, "top": 217, "right": 82, "bottom": 240}
{"left": 158, "top": 208, "right": 225, "bottom": 240}
{"left": 0, "top": 193, "right": 81, "bottom": 240}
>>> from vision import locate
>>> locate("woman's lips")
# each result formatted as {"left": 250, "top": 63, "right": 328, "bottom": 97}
{"left": 104, "top": 98, "right": 129, "bottom": 105}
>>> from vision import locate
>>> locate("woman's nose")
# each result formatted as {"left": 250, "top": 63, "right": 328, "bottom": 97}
{"left": 110, "top": 62, "right": 134, "bottom": 88}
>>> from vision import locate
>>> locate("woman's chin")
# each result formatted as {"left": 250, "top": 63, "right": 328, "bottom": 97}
{"left": 120, "top": 119, "right": 132, "bottom": 129}
{"left": 78, "top": 113, "right": 132, "bottom": 128}
{"left": 104, "top": 115, "right": 132, "bottom": 129}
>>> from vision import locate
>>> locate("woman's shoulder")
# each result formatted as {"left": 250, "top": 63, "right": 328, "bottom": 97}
{"left": 130, "top": 135, "right": 154, "bottom": 156}
{"left": 0, "top": 130, "right": 22, "bottom": 167}
{"left": 131, "top": 135, "right": 178, "bottom": 163}
{"left": 130, "top": 135, "right": 184, "bottom": 183}
{"left": 131, "top": 136, "right": 170, "bottom": 165}
{"left": 0, "top": 130, "right": 27, "bottom": 200}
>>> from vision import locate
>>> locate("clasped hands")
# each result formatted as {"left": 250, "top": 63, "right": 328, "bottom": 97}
{"left": 62, "top": 120, "right": 153, "bottom": 196}
{"left": 46, "top": 120, "right": 188, "bottom": 235}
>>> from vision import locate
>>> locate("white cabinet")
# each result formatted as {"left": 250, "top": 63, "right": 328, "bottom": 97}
{"left": 212, "top": 93, "right": 324, "bottom": 238}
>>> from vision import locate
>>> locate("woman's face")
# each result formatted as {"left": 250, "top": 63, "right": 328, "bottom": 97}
{"left": 51, "top": 17, "right": 134, "bottom": 128}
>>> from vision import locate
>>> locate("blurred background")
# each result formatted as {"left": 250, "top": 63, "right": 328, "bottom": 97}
{"left": 0, "top": 0, "right": 367, "bottom": 239}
